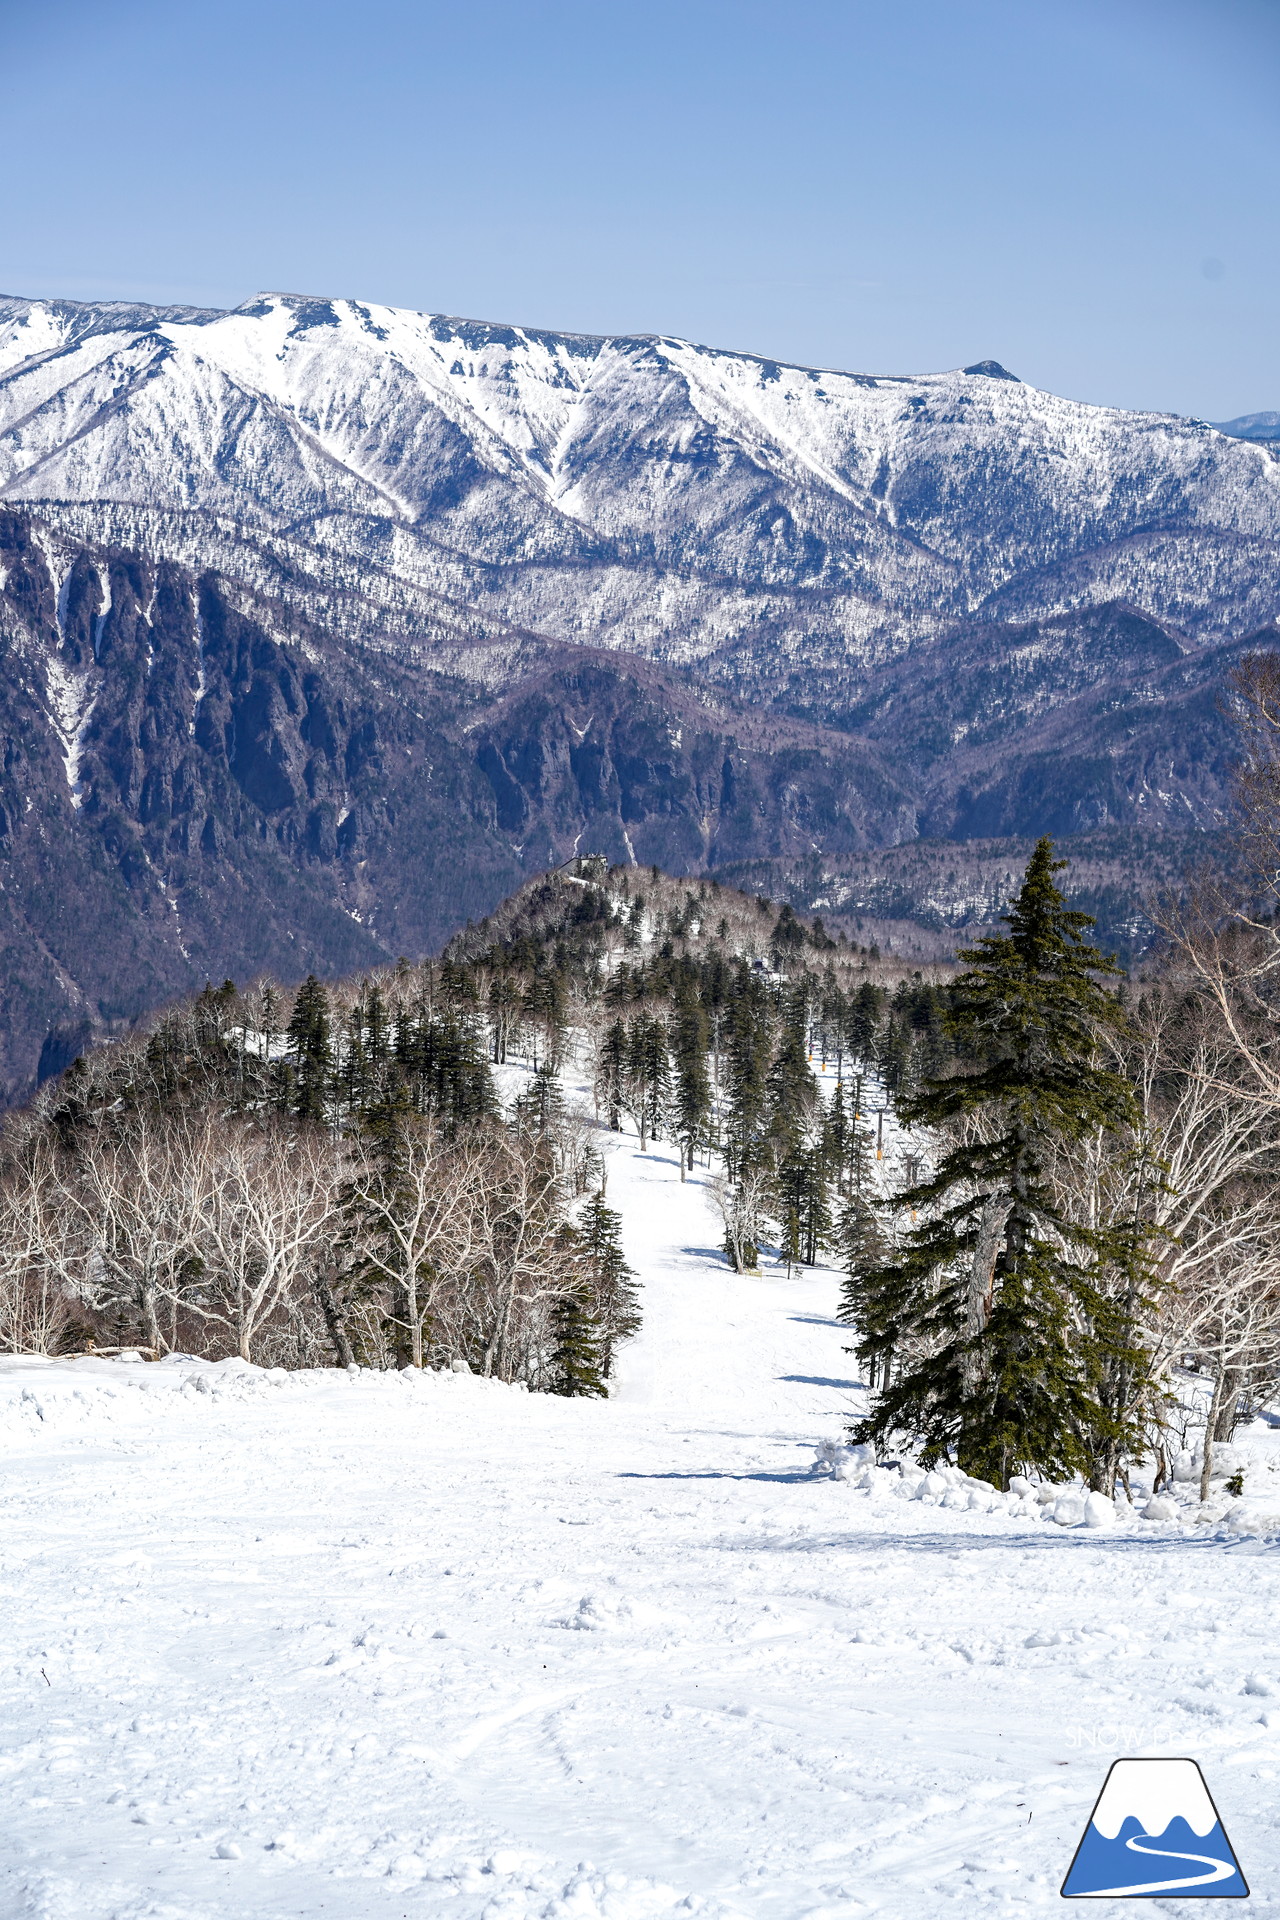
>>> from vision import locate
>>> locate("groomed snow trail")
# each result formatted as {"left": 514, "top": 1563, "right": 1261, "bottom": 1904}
{"left": 4, "top": 1120, "right": 1280, "bottom": 1918}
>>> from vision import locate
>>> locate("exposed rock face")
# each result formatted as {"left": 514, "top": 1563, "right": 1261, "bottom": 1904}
{"left": 0, "top": 291, "right": 1275, "bottom": 1095}
{"left": 0, "top": 514, "right": 922, "bottom": 1101}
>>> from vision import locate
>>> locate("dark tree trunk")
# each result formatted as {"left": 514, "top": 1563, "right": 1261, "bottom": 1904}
{"left": 312, "top": 1269, "right": 356, "bottom": 1369}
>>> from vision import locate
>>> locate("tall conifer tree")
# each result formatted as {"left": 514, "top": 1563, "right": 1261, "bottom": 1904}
{"left": 578, "top": 1192, "right": 641, "bottom": 1377}
{"left": 851, "top": 838, "right": 1140, "bottom": 1487}
{"left": 599, "top": 1020, "right": 627, "bottom": 1131}
{"left": 723, "top": 968, "right": 771, "bottom": 1175}
{"left": 286, "top": 976, "right": 332, "bottom": 1124}
{"left": 549, "top": 1286, "right": 608, "bottom": 1396}
{"left": 671, "top": 995, "right": 711, "bottom": 1179}
{"left": 625, "top": 1016, "right": 669, "bottom": 1151}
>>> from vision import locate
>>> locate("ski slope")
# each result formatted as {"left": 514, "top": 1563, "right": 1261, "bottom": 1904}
{"left": 5, "top": 1112, "right": 1280, "bottom": 1918}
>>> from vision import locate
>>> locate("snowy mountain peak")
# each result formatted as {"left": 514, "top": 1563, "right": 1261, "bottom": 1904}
{"left": 0, "top": 288, "right": 1277, "bottom": 1102}
{"left": 0, "top": 286, "right": 1276, "bottom": 757}
{"left": 0, "top": 283, "right": 1275, "bottom": 669}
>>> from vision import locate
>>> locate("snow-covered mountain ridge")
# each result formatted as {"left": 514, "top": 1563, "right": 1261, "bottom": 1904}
{"left": 0, "top": 292, "right": 1274, "bottom": 1107}
{"left": 1213, "top": 411, "right": 1280, "bottom": 444}
{"left": 3, "top": 290, "right": 1278, "bottom": 698}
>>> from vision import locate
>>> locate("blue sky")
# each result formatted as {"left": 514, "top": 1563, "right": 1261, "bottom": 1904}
{"left": 5, "top": 0, "right": 1277, "bottom": 416}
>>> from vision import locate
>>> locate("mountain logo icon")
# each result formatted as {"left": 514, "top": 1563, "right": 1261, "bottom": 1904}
{"left": 1061, "top": 1757, "right": 1248, "bottom": 1897}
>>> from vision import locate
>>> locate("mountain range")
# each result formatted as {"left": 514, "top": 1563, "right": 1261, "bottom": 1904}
{"left": 1212, "top": 411, "right": 1280, "bottom": 445}
{"left": 1, "top": 289, "right": 1277, "bottom": 1099}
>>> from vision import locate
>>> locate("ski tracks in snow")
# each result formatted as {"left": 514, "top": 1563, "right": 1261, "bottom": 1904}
{"left": 3, "top": 1120, "right": 1280, "bottom": 1915}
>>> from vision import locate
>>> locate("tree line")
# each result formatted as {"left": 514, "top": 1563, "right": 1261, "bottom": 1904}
{"left": 0, "top": 969, "right": 638, "bottom": 1394}
{"left": 0, "top": 863, "right": 937, "bottom": 1379}
{"left": 0, "top": 863, "right": 929, "bottom": 1382}
{"left": 435, "top": 818, "right": 1280, "bottom": 1503}
{"left": 10, "top": 778, "right": 1280, "bottom": 1501}
{"left": 447, "top": 861, "right": 950, "bottom": 1283}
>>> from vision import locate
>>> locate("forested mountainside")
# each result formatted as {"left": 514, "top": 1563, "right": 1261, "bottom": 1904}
{"left": 715, "top": 829, "right": 1211, "bottom": 967}
{"left": 0, "top": 291, "right": 1275, "bottom": 1098}
{"left": 0, "top": 505, "right": 1226, "bottom": 1100}
{"left": 4, "top": 294, "right": 1279, "bottom": 672}
{"left": 2, "top": 861, "right": 939, "bottom": 1372}
{"left": 0, "top": 514, "right": 923, "bottom": 1103}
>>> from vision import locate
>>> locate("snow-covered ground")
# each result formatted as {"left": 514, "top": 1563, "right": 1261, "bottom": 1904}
{"left": 5, "top": 1113, "right": 1280, "bottom": 1918}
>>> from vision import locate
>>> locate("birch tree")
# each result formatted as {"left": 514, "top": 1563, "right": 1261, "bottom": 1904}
{"left": 0, "top": 1134, "right": 80, "bottom": 1353}
{"left": 188, "top": 1118, "right": 338, "bottom": 1361}
{"left": 340, "top": 1111, "right": 486, "bottom": 1368}
{"left": 72, "top": 1113, "right": 205, "bottom": 1352}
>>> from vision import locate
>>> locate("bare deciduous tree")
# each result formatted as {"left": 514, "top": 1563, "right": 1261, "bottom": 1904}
{"left": 1054, "top": 990, "right": 1280, "bottom": 1491}
{"left": 468, "top": 1123, "right": 579, "bottom": 1380}
{"left": 186, "top": 1117, "right": 339, "bottom": 1362}
{"left": 0, "top": 1132, "right": 80, "bottom": 1354}
{"left": 708, "top": 1164, "right": 770, "bottom": 1273}
{"left": 340, "top": 1116, "right": 485, "bottom": 1368}
{"left": 71, "top": 1113, "right": 205, "bottom": 1352}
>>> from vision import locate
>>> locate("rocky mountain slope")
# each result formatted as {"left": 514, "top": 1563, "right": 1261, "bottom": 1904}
{"left": 0, "top": 290, "right": 1276, "bottom": 1096}
{"left": 0, "top": 512, "right": 925, "bottom": 1101}
{"left": 3, "top": 293, "right": 1279, "bottom": 691}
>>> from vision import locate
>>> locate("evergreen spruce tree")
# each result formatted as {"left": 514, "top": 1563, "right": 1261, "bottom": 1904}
{"left": 392, "top": 994, "right": 494, "bottom": 1129}
{"left": 764, "top": 990, "right": 829, "bottom": 1269}
{"left": 549, "top": 1285, "right": 608, "bottom": 1396}
{"left": 670, "top": 994, "right": 710, "bottom": 1179}
{"left": 797, "top": 1144, "right": 831, "bottom": 1266}
{"left": 432, "top": 1008, "right": 497, "bottom": 1128}
{"left": 824, "top": 1075, "right": 851, "bottom": 1195}
{"left": 338, "top": 1001, "right": 371, "bottom": 1121}
{"left": 395, "top": 990, "right": 435, "bottom": 1114}
{"left": 850, "top": 838, "right": 1141, "bottom": 1488}
{"left": 578, "top": 1191, "right": 641, "bottom": 1377}
{"left": 363, "top": 985, "right": 391, "bottom": 1076}
{"left": 722, "top": 968, "right": 771, "bottom": 1175}
{"left": 515, "top": 1061, "right": 563, "bottom": 1134}
{"left": 765, "top": 991, "right": 817, "bottom": 1144}
{"left": 769, "top": 1149, "right": 800, "bottom": 1272}
{"left": 286, "top": 976, "right": 332, "bottom": 1125}
{"left": 845, "top": 982, "right": 884, "bottom": 1068}
{"left": 837, "top": 1122, "right": 888, "bottom": 1380}
{"left": 250, "top": 979, "right": 285, "bottom": 1110}
{"left": 769, "top": 903, "right": 807, "bottom": 969}
{"left": 524, "top": 969, "right": 567, "bottom": 1070}
{"left": 910, "top": 982, "right": 951, "bottom": 1081}
{"left": 770, "top": 1142, "right": 832, "bottom": 1271}
{"left": 877, "top": 1012, "right": 914, "bottom": 1100}
{"left": 625, "top": 1016, "right": 669, "bottom": 1151}
{"left": 598, "top": 1019, "right": 627, "bottom": 1131}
